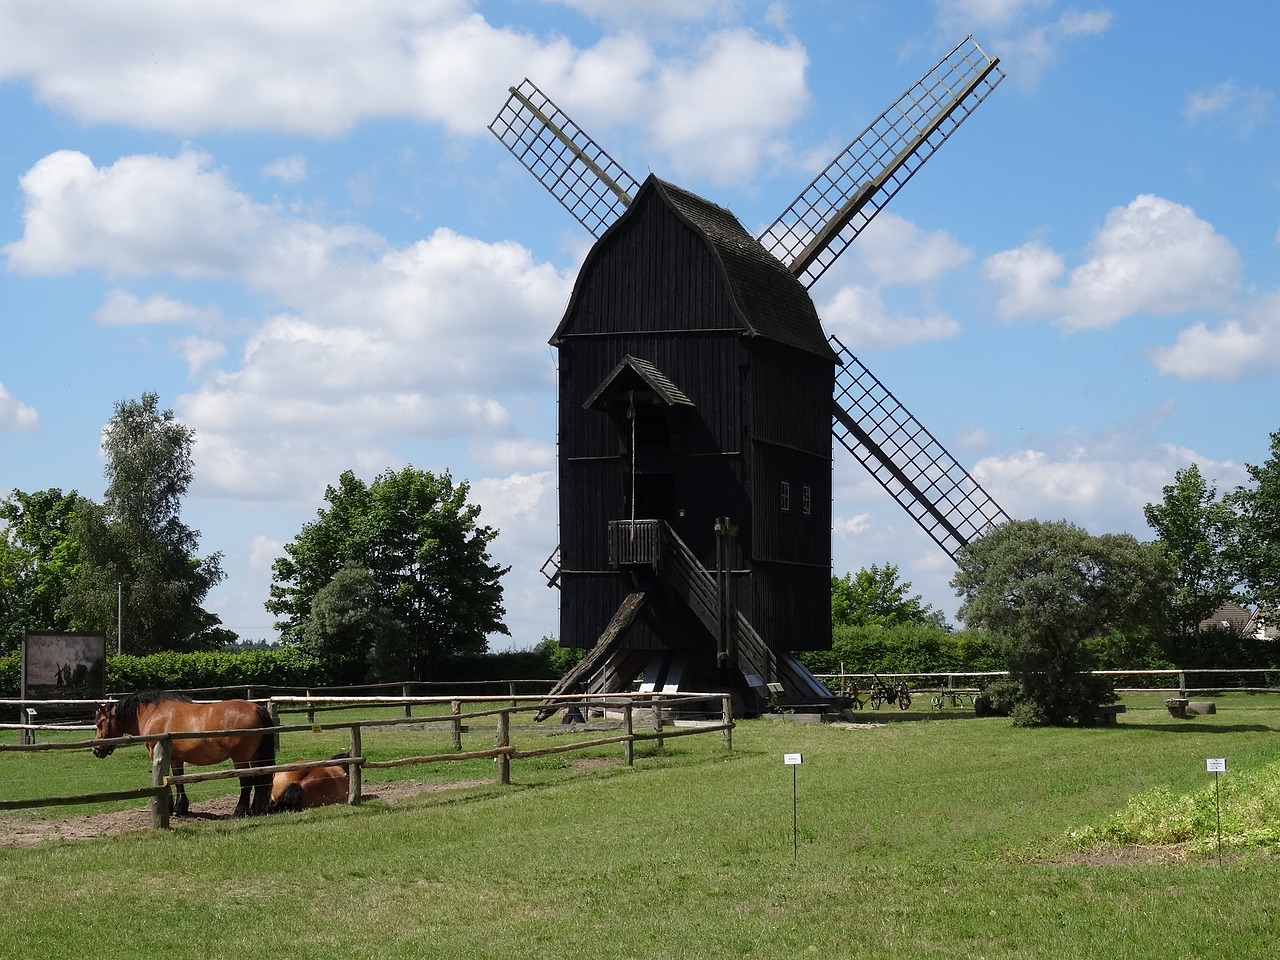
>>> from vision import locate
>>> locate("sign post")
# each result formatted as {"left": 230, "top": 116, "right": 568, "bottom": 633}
{"left": 1206, "top": 758, "right": 1226, "bottom": 866}
{"left": 784, "top": 753, "right": 803, "bottom": 859}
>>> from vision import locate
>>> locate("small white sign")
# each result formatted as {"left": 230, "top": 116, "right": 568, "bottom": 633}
{"left": 784, "top": 753, "right": 803, "bottom": 766}
{"left": 1206, "top": 758, "right": 1227, "bottom": 773}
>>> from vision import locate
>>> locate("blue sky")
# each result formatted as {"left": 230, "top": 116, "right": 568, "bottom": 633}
{"left": 1, "top": 1, "right": 1277, "bottom": 649}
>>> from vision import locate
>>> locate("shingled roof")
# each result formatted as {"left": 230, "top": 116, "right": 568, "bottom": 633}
{"left": 650, "top": 177, "right": 836, "bottom": 361}
{"left": 583, "top": 355, "right": 695, "bottom": 411}
{"left": 552, "top": 175, "right": 836, "bottom": 361}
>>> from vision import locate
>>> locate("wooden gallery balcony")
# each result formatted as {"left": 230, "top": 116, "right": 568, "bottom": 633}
{"left": 608, "top": 519, "right": 665, "bottom": 569}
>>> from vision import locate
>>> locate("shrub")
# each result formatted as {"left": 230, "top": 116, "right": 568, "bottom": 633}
{"left": 798, "top": 624, "right": 1001, "bottom": 676}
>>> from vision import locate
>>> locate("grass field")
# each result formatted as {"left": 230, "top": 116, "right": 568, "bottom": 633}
{"left": 1, "top": 693, "right": 1278, "bottom": 959}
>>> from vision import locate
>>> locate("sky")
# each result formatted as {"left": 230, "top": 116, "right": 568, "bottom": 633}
{"left": 1, "top": 0, "right": 1278, "bottom": 650}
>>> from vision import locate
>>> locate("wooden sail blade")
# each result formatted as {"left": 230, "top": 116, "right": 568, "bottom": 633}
{"left": 759, "top": 36, "right": 1003, "bottom": 288}
{"left": 489, "top": 79, "right": 641, "bottom": 238}
{"left": 830, "top": 335, "right": 1009, "bottom": 558}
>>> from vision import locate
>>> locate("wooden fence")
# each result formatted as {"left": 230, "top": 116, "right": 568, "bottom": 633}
{"left": 817, "top": 668, "right": 1280, "bottom": 699}
{"left": 0, "top": 692, "right": 734, "bottom": 830}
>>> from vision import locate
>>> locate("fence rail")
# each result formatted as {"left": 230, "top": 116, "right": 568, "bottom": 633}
{"left": 816, "top": 668, "right": 1280, "bottom": 698}
{"left": 0, "top": 692, "right": 734, "bottom": 829}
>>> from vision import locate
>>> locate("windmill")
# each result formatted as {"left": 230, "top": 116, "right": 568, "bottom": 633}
{"left": 490, "top": 36, "right": 1010, "bottom": 715}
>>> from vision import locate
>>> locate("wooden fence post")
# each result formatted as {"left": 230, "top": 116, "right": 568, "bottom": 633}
{"left": 151, "top": 737, "right": 172, "bottom": 829}
{"left": 496, "top": 710, "right": 511, "bottom": 785}
{"left": 653, "top": 697, "right": 664, "bottom": 750}
{"left": 721, "top": 694, "right": 733, "bottom": 751}
{"left": 1179, "top": 671, "right": 1187, "bottom": 698}
{"left": 451, "top": 699, "right": 462, "bottom": 751}
{"left": 348, "top": 726, "right": 363, "bottom": 805}
{"left": 403, "top": 684, "right": 413, "bottom": 718}
{"left": 509, "top": 682, "right": 517, "bottom": 708}
{"left": 305, "top": 689, "right": 315, "bottom": 725}
{"left": 623, "top": 702, "right": 634, "bottom": 766}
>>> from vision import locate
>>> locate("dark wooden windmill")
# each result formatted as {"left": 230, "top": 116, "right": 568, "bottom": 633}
{"left": 490, "top": 36, "right": 1010, "bottom": 714}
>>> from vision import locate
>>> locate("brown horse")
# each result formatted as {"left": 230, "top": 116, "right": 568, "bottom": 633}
{"left": 267, "top": 753, "right": 351, "bottom": 813}
{"left": 92, "top": 692, "right": 276, "bottom": 817}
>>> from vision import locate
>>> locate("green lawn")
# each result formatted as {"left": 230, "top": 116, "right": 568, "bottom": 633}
{"left": 1, "top": 693, "right": 1277, "bottom": 959}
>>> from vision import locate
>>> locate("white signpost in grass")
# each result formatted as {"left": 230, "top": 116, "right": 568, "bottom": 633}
{"left": 784, "top": 753, "right": 803, "bottom": 859}
{"left": 1207, "top": 758, "right": 1226, "bottom": 866}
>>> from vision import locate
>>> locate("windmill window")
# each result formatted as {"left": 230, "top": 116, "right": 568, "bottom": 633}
{"left": 802, "top": 485, "right": 812, "bottom": 516}
{"left": 781, "top": 481, "right": 791, "bottom": 512}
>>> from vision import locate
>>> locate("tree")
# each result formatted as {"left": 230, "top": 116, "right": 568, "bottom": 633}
{"left": 301, "top": 563, "right": 401, "bottom": 684}
{"left": 1143, "top": 463, "right": 1237, "bottom": 635}
{"left": 952, "top": 519, "right": 1170, "bottom": 726}
{"left": 1231, "top": 429, "right": 1280, "bottom": 621}
{"left": 268, "top": 467, "right": 508, "bottom": 680}
{"left": 62, "top": 392, "right": 226, "bottom": 653}
{"left": 831, "top": 563, "right": 945, "bottom": 628}
{"left": 0, "top": 488, "right": 84, "bottom": 652}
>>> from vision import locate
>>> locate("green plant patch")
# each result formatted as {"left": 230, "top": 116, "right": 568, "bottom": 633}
{"left": 1061, "top": 761, "right": 1280, "bottom": 857}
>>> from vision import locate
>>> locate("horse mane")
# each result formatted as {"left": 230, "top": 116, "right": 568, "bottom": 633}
{"left": 114, "top": 690, "right": 194, "bottom": 726}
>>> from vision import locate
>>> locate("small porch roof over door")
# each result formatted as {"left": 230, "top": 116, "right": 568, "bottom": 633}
{"left": 583, "top": 355, "right": 695, "bottom": 411}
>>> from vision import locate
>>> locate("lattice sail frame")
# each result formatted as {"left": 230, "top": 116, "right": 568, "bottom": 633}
{"left": 829, "top": 335, "right": 1009, "bottom": 558}
{"left": 759, "top": 36, "right": 1004, "bottom": 289}
{"left": 488, "top": 79, "right": 641, "bottom": 239}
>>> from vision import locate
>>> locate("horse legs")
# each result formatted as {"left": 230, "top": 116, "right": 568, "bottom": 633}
{"left": 233, "top": 765, "right": 253, "bottom": 817}
{"left": 250, "top": 770, "right": 272, "bottom": 816}
{"left": 172, "top": 761, "right": 190, "bottom": 816}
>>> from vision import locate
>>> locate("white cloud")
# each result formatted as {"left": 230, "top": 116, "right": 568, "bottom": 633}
{"left": 470, "top": 438, "right": 556, "bottom": 472}
{"left": 262, "top": 155, "right": 307, "bottom": 183}
{"left": 820, "top": 284, "right": 961, "bottom": 349}
{"left": 0, "top": 383, "right": 39, "bottom": 431}
{"left": 970, "top": 436, "right": 1247, "bottom": 534}
{"left": 5, "top": 146, "right": 572, "bottom": 500}
{"left": 96, "top": 289, "right": 225, "bottom": 326}
{"left": 814, "top": 214, "right": 969, "bottom": 348}
{"left": 984, "top": 195, "right": 1242, "bottom": 330}
{"left": 833, "top": 513, "right": 871, "bottom": 537}
{"left": 1184, "top": 81, "right": 1273, "bottom": 137}
{"left": 0, "top": 6, "right": 819, "bottom": 189}
{"left": 649, "top": 30, "right": 809, "bottom": 183}
{"left": 248, "top": 534, "right": 284, "bottom": 572}
{"left": 173, "top": 337, "right": 227, "bottom": 377}
{"left": 548, "top": 0, "right": 735, "bottom": 22}
{"left": 854, "top": 213, "right": 973, "bottom": 287}
{"left": 1151, "top": 291, "right": 1280, "bottom": 381}
{"left": 932, "top": 0, "right": 1110, "bottom": 88}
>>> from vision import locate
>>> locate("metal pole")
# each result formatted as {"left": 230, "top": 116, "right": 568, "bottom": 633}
{"left": 1215, "top": 771, "right": 1223, "bottom": 868}
{"left": 792, "top": 765, "right": 799, "bottom": 860}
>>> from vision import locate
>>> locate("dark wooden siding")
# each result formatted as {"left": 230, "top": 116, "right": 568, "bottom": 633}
{"left": 553, "top": 183, "right": 832, "bottom": 656}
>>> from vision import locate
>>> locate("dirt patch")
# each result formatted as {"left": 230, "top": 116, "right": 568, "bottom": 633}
{"left": 0, "top": 777, "right": 491, "bottom": 847}
{"left": 1045, "top": 845, "right": 1189, "bottom": 867}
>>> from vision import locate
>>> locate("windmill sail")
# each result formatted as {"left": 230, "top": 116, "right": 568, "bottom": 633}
{"left": 830, "top": 335, "right": 1008, "bottom": 558}
{"left": 759, "top": 36, "right": 1003, "bottom": 289}
{"left": 489, "top": 79, "right": 640, "bottom": 238}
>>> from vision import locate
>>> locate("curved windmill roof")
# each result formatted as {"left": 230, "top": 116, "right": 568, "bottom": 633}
{"left": 552, "top": 174, "right": 836, "bottom": 362}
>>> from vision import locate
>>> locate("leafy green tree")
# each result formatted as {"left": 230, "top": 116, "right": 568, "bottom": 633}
{"left": 63, "top": 392, "right": 226, "bottom": 653}
{"left": 1231, "top": 429, "right": 1280, "bottom": 621}
{"left": 268, "top": 467, "right": 508, "bottom": 680}
{"left": 831, "top": 563, "right": 945, "bottom": 628}
{"left": 1143, "top": 463, "right": 1237, "bottom": 635}
{"left": 302, "top": 563, "right": 401, "bottom": 684}
{"left": 0, "top": 488, "right": 84, "bottom": 652}
{"left": 952, "top": 519, "right": 1170, "bottom": 726}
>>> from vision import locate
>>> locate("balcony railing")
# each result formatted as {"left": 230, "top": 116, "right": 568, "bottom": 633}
{"left": 608, "top": 520, "right": 664, "bottom": 568}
